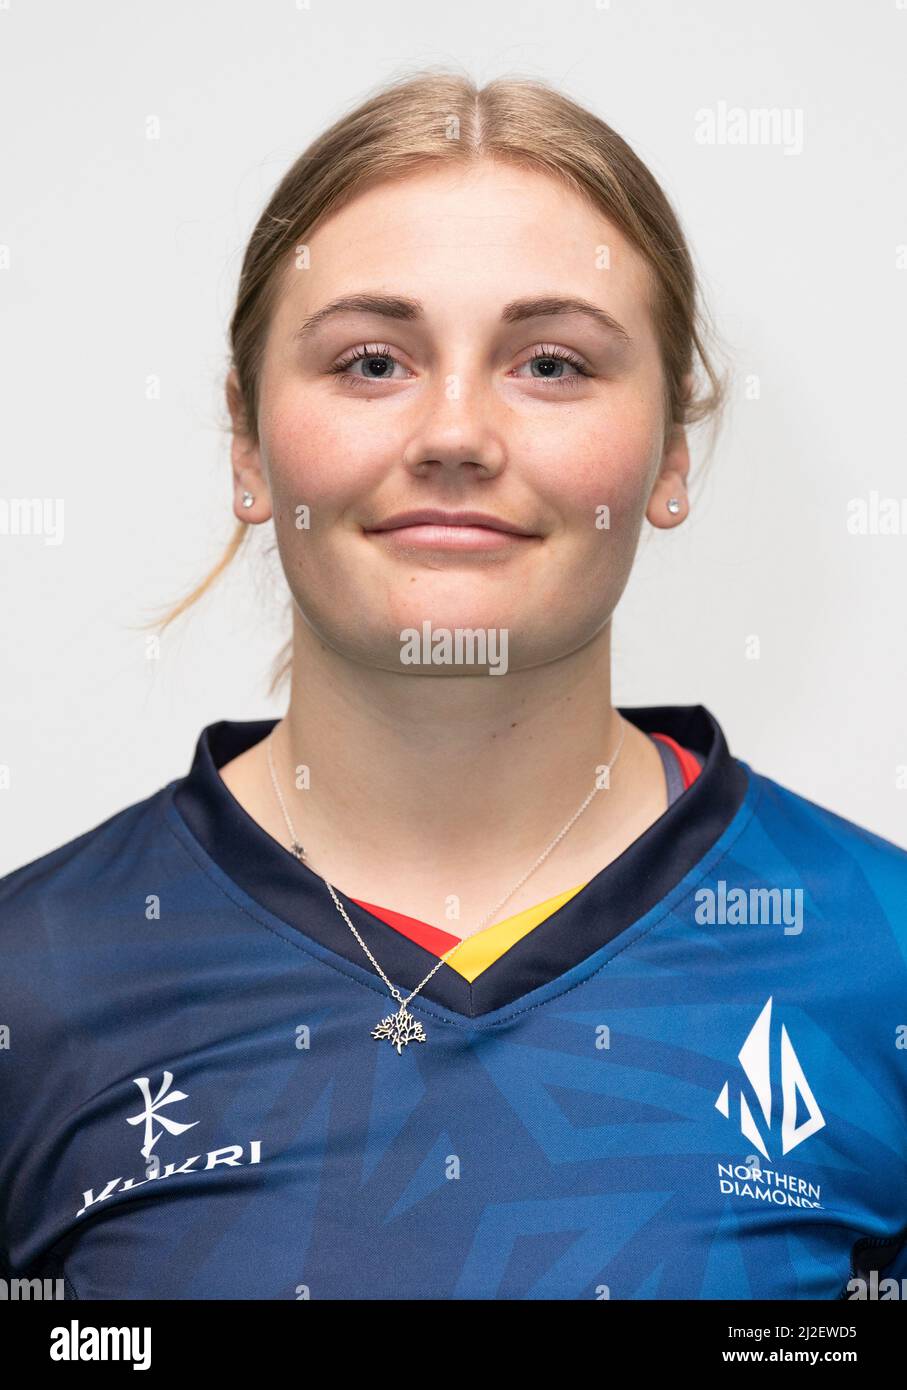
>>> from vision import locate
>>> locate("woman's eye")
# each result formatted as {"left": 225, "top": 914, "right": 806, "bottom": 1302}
{"left": 330, "top": 345, "right": 410, "bottom": 385}
{"left": 513, "top": 346, "right": 591, "bottom": 387}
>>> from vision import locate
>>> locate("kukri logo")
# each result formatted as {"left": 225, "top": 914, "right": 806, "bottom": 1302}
{"left": 76, "top": 1070, "right": 262, "bottom": 1218}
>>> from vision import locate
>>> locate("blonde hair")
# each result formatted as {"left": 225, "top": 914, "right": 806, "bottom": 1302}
{"left": 148, "top": 67, "right": 728, "bottom": 695}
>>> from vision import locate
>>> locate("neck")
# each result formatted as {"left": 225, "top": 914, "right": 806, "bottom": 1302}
{"left": 248, "top": 611, "right": 668, "bottom": 933}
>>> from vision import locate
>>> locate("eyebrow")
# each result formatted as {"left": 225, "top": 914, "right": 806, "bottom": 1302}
{"left": 292, "top": 293, "right": 632, "bottom": 346}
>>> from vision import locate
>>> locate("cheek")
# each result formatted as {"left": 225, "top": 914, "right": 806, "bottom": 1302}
{"left": 527, "top": 404, "right": 661, "bottom": 541}
{"left": 260, "top": 397, "right": 379, "bottom": 520}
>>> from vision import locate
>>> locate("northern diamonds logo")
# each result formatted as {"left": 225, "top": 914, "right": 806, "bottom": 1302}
{"left": 715, "top": 997, "right": 825, "bottom": 1158}
{"left": 76, "top": 1071, "right": 262, "bottom": 1218}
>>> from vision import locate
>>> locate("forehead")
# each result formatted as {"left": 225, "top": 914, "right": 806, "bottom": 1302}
{"left": 271, "top": 160, "right": 656, "bottom": 334}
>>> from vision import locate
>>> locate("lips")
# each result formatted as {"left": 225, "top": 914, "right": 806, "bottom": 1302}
{"left": 364, "top": 508, "right": 540, "bottom": 555}
{"left": 367, "top": 509, "right": 537, "bottom": 537}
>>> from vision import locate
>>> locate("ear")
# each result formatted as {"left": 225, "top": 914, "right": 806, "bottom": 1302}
{"left": 646, "top": 372, "right": 693, "bottom": 529}
{"left": 226, "top": 369, "right": 272, "bottom": 523}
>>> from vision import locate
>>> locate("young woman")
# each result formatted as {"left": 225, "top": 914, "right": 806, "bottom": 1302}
{"left": 2, "top": 71, "right": 905, "bottom": 1303}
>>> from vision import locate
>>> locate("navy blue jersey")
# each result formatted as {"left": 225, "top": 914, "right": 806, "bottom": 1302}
{"left": 1, "top": 704, "right": 905, "bottom": 1299}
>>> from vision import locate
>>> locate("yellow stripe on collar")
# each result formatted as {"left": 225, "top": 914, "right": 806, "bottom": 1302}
{"left": 443, "top": 883, "right": 587, "bottom": 983}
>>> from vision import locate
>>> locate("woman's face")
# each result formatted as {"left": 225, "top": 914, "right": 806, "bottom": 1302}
{"left": 233, "top": 160, "right": 689, "bottom": 673}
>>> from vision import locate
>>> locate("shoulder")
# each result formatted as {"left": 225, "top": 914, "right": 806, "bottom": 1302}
{"left": 0, "top": 782, "right": 179, "bottom": 937}
{"left": 746, "top": 762, "right": 907, "bottom": 863}
{"left": 739, "top": 761, "right": 907, "bottom": 935}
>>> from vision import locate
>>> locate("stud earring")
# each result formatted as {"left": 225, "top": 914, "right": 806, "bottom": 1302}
{"left": 666, "top": 497, "right": 682, "bottom": 515}
{"left": 241, "top": 490, "right": 255, "bottom": 509}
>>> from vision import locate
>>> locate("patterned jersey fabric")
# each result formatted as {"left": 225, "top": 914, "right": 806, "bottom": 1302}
{"left": 1, "top": 705, "right": 905, "bottom": 1300}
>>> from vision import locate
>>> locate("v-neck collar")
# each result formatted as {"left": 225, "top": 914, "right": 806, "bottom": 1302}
{"left": 167, "top": 705, "right": 750, "bottom": 1018}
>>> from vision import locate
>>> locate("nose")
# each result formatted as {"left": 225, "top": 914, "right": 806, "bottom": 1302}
{"left": 401, "top": 368, "right": 506, "bottom": 478}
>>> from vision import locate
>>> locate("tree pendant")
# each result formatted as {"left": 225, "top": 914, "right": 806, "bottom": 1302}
{"left": 372, "top": 1003, "right": 427, "bottom": 1054}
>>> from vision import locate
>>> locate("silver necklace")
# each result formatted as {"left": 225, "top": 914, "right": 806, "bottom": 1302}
{"left": 265, "top": 718, "right": 627, "bottom": 1054}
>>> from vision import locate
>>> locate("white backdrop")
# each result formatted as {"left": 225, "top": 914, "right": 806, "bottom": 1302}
{"left": 1, "top": 0, "right": 905, "bottom": 873}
